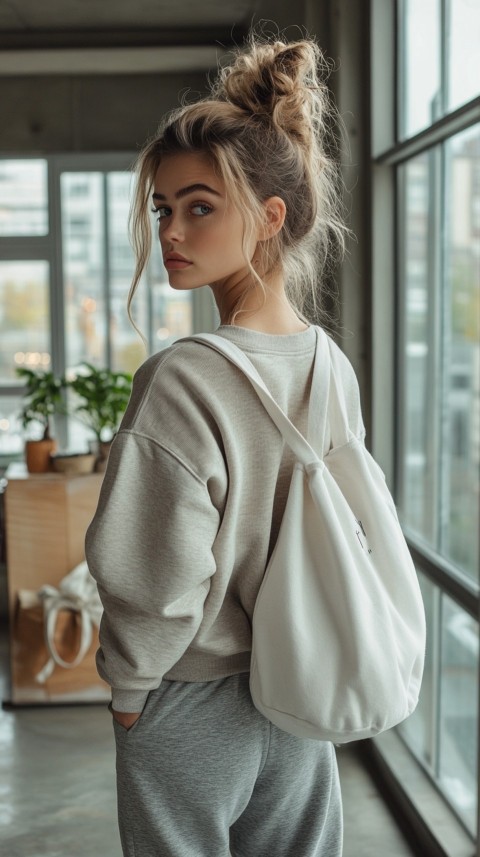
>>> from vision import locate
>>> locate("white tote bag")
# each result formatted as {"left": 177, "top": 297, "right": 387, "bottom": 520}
{"left": 35, "top": 562, "right": 103, "bottom": 683}
{"left": 189, "top": 327, "right": 426, "bottom": 742}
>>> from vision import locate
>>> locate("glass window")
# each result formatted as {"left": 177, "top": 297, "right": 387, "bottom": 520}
{"left": 398, "top": 573, "right": 437, "bottom": 767}
{"left": 61, "top": 167, "right": 194, "bottom": 450}
{"left": 398, "top": 128, "right": 480, "bottom": 585}
{"left": 61, "top": 173, "right": 107, "bottom": 370}
{"left": 400, "top": 0, "right": 480, "bottom": 139}
{"left": 442, "top": 124, "right": 480, "bottom": 581}
{"left": 0, "top": 394, "right": 24, "bottom": 456}
{"left": 0, "top": 261, "right": 50, "bottom": 383}
{"left": 107, "top": 172, "right": 193, "bottom": 373}
{"left": 398, "top": 151, "right": 437, "bottom": 547}
{"left": 399, "top": 577, "right": 478, "bottom": 837}
{"left": 376, "top": 0, "right": 480, "bottom": 846}
{"left": 61, "top": 168, "right": 194, "bottom": 379}
{"left": 107, "top": 172, "right": 147, "bottom": 375}
{"left": 149, "top": 235, "right": 193, "bottom": 353}
{"left": 440, "top": 594, "right": 478, "bottom": 835}
{"left": 401, "top": 0, "right": 441, "bottom": 138}
{"left": 0, "top": 158, "right": 198, "bottom": 455}
{"left": 448, "top": 0, "right": 480, "bottom": 112}
{"left": 0, "top": 160, "right": 48, "bottom": 236}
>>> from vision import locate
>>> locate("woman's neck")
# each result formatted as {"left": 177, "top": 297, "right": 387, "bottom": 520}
{"left": 224, "top": 312, "right": 309, "bottom": 335}
{"left": 211, "top": 268, "right": 309, "bottom": 335}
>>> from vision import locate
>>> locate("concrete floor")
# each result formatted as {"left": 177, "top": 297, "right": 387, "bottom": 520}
{"left": 0, "top": 632, "right": 417, "bottom": 857}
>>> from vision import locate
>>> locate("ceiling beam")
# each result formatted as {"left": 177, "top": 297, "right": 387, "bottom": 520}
{"left": 0, "top": 25, "right": 248, "bottom": 51}
{"left": 0, "top": 45, "right": 226, "bottom": 76}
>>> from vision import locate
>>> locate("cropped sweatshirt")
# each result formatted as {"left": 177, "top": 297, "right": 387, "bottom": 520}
{"left": 85, "top": 323, "right": 366, "bottom": 712}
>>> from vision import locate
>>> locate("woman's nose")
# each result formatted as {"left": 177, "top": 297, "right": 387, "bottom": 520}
{"left": 161, "top": 214, "right": 184, "bottom": 243}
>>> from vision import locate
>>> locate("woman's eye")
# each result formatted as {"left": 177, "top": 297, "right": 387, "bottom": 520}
{"left": 191, "top": 203, "right": 213, "bottom": 216}
{"left": 151, "top": 206, "right": 170, "bottom": 221}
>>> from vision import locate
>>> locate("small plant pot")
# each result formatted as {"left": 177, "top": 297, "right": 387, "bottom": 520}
{"left": 25, "top": 439, "right": 57, "bottom": 473}
{"left": 51, "top": 452, "right": 96, "bottom": 476}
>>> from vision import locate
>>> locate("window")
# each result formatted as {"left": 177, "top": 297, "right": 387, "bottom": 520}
{"left": 0, "top": 156, "right": 199, "bottom": 457}
{"left": 0, "top": 261, "right": 50, "bottom": 384}
{"left": 400, "top": 0, "right": 480, "bottom": 137}
{"left": 398, "top": 124, "right": 479, "bottom": 583}
{"left": 372, "top": 0, "right": 480, "bottom": 846}
{"left": 0, "top": 394, "right": 24, "bottom": 455}
{"left": 0, "top": 160, "right": 48, "bottom": 237}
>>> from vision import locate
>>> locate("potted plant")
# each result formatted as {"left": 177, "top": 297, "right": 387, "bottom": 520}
{"left": 16, "top": 367, "right": 66, "bottom": 473}
{"left": 67, "top": 364, "right": 132, "bottom": 471}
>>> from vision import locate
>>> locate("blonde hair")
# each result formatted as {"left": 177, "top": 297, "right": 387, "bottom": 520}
{"left": 129, "top": 33, "right": 347, "bottom": 327}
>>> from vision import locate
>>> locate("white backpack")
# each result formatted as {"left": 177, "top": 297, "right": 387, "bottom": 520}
{"left": 190, "top": 327, "right": 426, "bottom": 742}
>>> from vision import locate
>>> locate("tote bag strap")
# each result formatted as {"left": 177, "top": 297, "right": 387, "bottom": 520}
{"left": 184, "top": 326, "right": 349, "bottom": 465}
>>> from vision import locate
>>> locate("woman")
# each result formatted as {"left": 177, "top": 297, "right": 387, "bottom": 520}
{"left": 86, "top": 33, "right": 364, "bottom": 857}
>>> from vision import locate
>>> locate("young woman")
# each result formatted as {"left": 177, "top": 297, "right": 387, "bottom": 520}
{"left": 86, "top": 33, "right": 365, "bottom": 857}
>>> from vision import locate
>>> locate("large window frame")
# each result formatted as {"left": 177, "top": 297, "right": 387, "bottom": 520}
{"left": 370, "top": 1, "right": 480, "bottom": 854}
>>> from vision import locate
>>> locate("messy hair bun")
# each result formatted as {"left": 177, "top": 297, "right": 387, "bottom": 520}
{"left": 216, "top": 40, "right": 320, "bottom": 155}
{"left": 129, "top": 32, "right": 347, "bottom": 327}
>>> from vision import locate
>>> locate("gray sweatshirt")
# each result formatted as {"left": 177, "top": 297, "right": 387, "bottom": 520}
{"left": 85, "top": 324, "right": 365, "bottom": 712}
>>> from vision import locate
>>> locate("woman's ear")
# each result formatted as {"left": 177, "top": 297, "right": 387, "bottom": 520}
{"left": 258, "top": 196, "right": 286, "bottom": 241}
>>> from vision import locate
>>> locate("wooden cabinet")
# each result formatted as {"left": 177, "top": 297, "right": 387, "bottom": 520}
{"left": 4, "top": 464, "right": 109, "bottom": 705}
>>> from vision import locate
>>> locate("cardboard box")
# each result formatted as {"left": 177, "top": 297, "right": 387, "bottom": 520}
{"left": 4, "top": 466, "right": 108, "bottom": 705}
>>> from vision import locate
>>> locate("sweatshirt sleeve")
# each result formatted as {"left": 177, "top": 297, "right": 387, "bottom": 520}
{"left": 329, "top": 338, "right": 367, "bottom": 443}
{"left": 85, "top": 429, "right": 219, "bottom": 712}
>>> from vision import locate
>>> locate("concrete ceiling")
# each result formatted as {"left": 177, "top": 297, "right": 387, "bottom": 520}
{"left": 0, "top": 0, "right": 256, "bottom": 31}
{"left": 0, "top": 0, "right": 301, "bottom": 75}
{"left": 0, "top": 0, "right": 298, "bottom": 48}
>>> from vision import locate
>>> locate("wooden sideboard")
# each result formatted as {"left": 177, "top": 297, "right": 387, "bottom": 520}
{"left": 4, "top": 463, "right": 109, "bottom": 704}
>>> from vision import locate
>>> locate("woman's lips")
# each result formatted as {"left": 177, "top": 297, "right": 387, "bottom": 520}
{"left": 163, "top": 253, "right": 192, "bottom": 271}
{"left": 164, "top": 258, "right": 193, "bottom": 270}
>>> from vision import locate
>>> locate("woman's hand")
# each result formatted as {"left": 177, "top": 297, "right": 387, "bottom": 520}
{"left": 112, "top": 709, "right": 142, "bottom": 730}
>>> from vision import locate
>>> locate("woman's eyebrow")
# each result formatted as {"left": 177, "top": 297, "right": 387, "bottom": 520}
{"left": 152, "top": 183, "right": 222, "bottom": 201}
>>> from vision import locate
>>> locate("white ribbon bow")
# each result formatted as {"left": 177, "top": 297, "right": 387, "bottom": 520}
{"left": 35, "top": 561, "right": 103, "bottom": 684}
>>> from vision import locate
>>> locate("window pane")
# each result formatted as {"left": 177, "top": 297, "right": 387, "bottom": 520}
{"left": 398, "top": 572, "right": 436, "bottom": 771}
{"left": 399, "top": 152, "right": 437, "bottom": 546}
{"left": 0, "top": 261, "right": 50, "bottom": 382}
{"left": 442, "top": 125, "right": 480, "bottom": 581}
{"left": 0, "top": 394, "right": 24, "bottom": 457}
{"left": 62, "top": 168, "right": 194, "bottom": 450}
{"left": 448, "top": 0, "right": 480, "bottom": 112}
{"left": 440, "top": 595, "right": 478, "bottom": 835}
{"left": 150, "top": 237, "right": 193, "bottom": 353}
{"left": 107, "top": 172, "right": 147, "bottom": 374}
{"left": 0, "top": 160, "right": 48, "bottom": 236}
{"left": 400, "top": 580, "right": 479, "bottom": 837}
{"left": 401, "top": 0, "right": 441, "bottom": 138}
{"left": 61, "top": 173, "right": 107, "bottom": 370}
{"left": 107, "top": 178, "right": 193, "bottom": 374}
{"left": 151, "top": 281, "right": 193, "bottom": 350}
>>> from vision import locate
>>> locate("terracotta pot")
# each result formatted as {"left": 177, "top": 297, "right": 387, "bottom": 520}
{"left": 25, "top": 439, "right": 57, "bottom": 473}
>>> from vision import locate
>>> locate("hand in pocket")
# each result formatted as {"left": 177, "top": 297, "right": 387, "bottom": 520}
{"left": 112, "top": 709, "right": 142, "bottom": 730}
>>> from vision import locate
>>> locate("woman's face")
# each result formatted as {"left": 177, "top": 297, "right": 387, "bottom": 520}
{"left": 152, "top": 152, "right": 257, "bottom": 293}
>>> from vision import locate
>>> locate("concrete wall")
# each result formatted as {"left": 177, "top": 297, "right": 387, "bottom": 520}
{"left": 307, "top": 0, "right": 371, "bottom": 438}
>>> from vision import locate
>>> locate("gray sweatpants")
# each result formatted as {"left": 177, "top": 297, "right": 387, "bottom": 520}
{"left": 112, "top": 672, "right": 343, "bottom": 857}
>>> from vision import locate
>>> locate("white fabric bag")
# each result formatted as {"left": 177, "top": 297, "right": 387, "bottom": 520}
{"left": 190, "top": 327, "right": 426, "bottom": 743}
{"left": 36, "top": 561, "right": 103, "bottom": 683}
